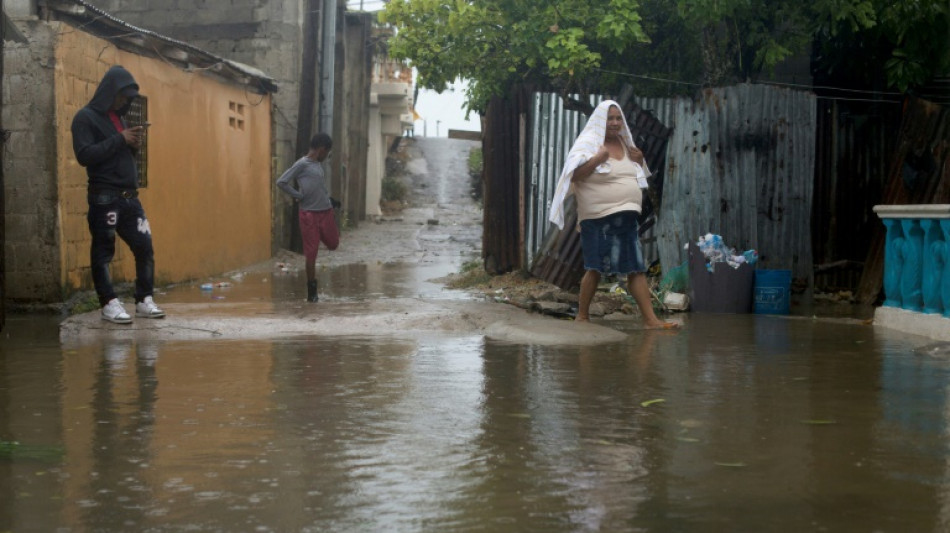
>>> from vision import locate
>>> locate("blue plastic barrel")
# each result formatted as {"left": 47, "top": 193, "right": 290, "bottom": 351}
{"left": 754, "top": 269, "right": 792, "bottom": 314}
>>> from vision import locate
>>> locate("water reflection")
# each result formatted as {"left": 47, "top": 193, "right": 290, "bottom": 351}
{"left": 2, "top": 318, "right": 950, "bottom": 531}
{"left": 321, "top": 260, "right": 474, "bottom": 301}
{"left": 164, "top": 258, "right": 473, "bottom": 312}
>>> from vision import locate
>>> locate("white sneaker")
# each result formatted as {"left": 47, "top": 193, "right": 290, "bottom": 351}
{"left": 104, "top": 342, "right": 132, "bottom": 370}
{"left": 102, "top": 298, "right": 132, "bottom": 324}
{"left": 135, "top": 296, "right": 166, "bottom": 318}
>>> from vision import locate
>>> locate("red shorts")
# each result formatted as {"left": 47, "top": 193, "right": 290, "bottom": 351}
{"left": 299, "top": 209, "right": 339, "bottom": 263}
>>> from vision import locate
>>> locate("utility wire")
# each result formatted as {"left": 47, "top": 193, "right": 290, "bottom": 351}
{"left": 593, "top": 67, "right": 906, "bottom": 103}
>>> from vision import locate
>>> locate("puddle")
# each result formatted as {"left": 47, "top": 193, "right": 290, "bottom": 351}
{"left": 3, "top": 310, "right": 949, "bottom": 531}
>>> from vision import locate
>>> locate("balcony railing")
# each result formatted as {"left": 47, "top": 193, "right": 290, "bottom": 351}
{"left": 874, "top": 205, "right": 950, "bottom": 317}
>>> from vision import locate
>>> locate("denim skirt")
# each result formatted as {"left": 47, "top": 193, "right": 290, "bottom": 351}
{"left": 579, "top": 210, "right": 646, "bottom": 275}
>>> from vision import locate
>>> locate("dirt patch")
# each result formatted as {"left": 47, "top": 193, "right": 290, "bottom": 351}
{"left": 441, "top": 268, "right": 644, "bottom": 320}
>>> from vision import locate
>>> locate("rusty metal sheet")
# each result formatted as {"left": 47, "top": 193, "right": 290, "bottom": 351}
{"left": 482, "top": 85, "right": 533, "bottom": 274}
{"left": 655, "top": 84, "right": 817, "bottom": 288}
{"left": 812, "top": 97, "right": 901, "bottom": 292}
{"left": 856, "top": 96, "right": 950, "bottom": 303}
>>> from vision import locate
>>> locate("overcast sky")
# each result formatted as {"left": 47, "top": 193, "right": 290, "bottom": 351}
{"left": 345, "top": 1, "right": 481, "bottom": 138}
{"left": 412, "top": 80, "right": 482, "bottom": 138}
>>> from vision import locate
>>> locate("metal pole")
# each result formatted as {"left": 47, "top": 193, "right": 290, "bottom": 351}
{"left": 0, "top": 0, "right": 6, "bottom": 331}
{"left": 319, "top": 0, "right": 338, "bottom": 134}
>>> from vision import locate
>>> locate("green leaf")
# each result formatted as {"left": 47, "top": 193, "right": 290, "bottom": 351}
{"left": 381, "top": 0, "right": 950, "bottom": 110}
{"left": 0, "top": 441, "right": 65, "bottom": 463}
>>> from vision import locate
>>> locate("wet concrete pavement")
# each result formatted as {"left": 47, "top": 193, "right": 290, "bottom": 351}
{"left": 4, "top": 138, "right": 950, "bottom": 531}
{"left": 58, "top": 137, "right": 630, "bottom": 346}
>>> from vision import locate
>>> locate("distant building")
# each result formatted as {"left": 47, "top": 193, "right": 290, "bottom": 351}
{"left": 367, "top": 48, "right": 414, "bottom": 218}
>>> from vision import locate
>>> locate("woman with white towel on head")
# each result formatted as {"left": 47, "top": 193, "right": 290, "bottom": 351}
{"left": 549, "top": 100, "right": 677, "bottom": 328}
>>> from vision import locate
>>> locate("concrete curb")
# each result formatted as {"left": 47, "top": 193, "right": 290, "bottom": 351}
{"left": 873, "top": 306, "right": 950, "bottom": 342}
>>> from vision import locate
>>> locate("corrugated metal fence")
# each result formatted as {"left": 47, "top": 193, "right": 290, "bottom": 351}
{"left": 655, "top": 84, "right": 817, "bottom": 287}
{"left": 482, "top": 85, "right": 531, "bottom": 274}
{"left": 525, "top": 84, "right": 817, "bottom": 290}
{"left": 525, "top": 93, "right": 594, "bottom": 266}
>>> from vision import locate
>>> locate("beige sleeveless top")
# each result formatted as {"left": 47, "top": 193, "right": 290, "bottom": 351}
{"left": 574, "top": 155, "right": 644, "bottom": 223}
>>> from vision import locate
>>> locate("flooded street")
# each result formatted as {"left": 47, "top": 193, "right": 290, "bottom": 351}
{"left": 4, "top": 313, "right": 950, "bottom": 531}
{"left": 3, "top": 138, "right": 950, "bottom": 531}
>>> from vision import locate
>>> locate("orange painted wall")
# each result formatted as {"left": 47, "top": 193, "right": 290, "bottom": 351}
{"left": 55, "top": 29, "right": 273, "bottom": 291}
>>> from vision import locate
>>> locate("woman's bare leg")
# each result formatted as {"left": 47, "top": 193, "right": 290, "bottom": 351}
{"left": 576, "top": 270, "right": 601, "bottom": 322}
{"left": 628, "top": 272, "right": 675, "bottom": 328}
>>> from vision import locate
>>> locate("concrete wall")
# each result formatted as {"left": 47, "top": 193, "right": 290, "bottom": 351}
{"left": 2, "top": 10, "right": 274, "bottom": 303}
{"left": 2, "top": 18, "right": 60, "bottom": 302}
{"left": 365, "top": 99, "right": 383, "bottom": 218}
{"left": 1, "top": 1, "right": 381, "bottom": 305}
{"left": 90, "top": 0, "right": 379, "bottom": 236}
{"left": 340, "top": 11, "right": 372, "bottom": 225}
{"left": 53, "top": 28, "right": 274, "bottom": 293}
{"left": 88, "top": 0, "right": 305, "bottom": 251}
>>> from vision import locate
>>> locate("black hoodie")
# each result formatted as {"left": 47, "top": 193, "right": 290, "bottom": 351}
{"left": 70, "top": 65, "right": 141, "bottom": 191}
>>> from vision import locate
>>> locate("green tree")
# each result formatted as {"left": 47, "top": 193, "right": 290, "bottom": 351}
{"left": 380, "top": 0, "right": 652, "bottom": 112}
{"left": 812, "top": 0, "right": 950, "bottom": 92}
{"left": 675, "top": 0, "right": 949, "bottom": 91}
{"left": 380, "top": 0, "right": 950, "bottom": 111}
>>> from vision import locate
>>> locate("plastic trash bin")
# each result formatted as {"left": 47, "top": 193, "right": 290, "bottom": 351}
{"left": 754, "top": 269, "right": 792, "bottom": 314}
{"left": 687, "top": 242, "right": 754, "bottom": 313}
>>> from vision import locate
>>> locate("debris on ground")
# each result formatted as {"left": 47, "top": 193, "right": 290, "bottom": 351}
{"left": 442, "top": 268, "right": 647, "bottom": 320}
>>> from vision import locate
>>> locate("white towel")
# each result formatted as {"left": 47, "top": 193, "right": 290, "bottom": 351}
{"left": 548, "top": 99, "right": 651, "bottom": 230}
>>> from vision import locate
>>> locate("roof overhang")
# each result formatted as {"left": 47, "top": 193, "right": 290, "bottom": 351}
{"left": 38, "top": 0, "right": 279, "bottom": 94}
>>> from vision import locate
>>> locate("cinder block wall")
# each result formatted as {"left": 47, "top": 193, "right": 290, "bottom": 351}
{"left": 2, "top": 20, "right": 61, "bottom": 302}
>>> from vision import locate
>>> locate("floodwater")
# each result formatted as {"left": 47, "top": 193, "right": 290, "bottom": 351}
{"left": 4, "top": 133, "right": 949, "bottom": 530}
{"left": 3, "top": 266, "right": 950, "bottom": 532}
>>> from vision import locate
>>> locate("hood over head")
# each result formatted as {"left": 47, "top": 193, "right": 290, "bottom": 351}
{"left": 88, "top": 65, "right": 140, "bottom": 115}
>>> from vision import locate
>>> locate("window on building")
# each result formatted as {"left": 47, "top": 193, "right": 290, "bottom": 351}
{"left": 229, "top": 101, "right": 245, "bottom": 131}
{"left": 126, "top": 96, "right": 149, "bottom": 188}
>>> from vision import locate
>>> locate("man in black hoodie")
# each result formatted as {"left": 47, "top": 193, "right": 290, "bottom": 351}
{"left": 71, "top": 65, "right": 165, "bottom": 323}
